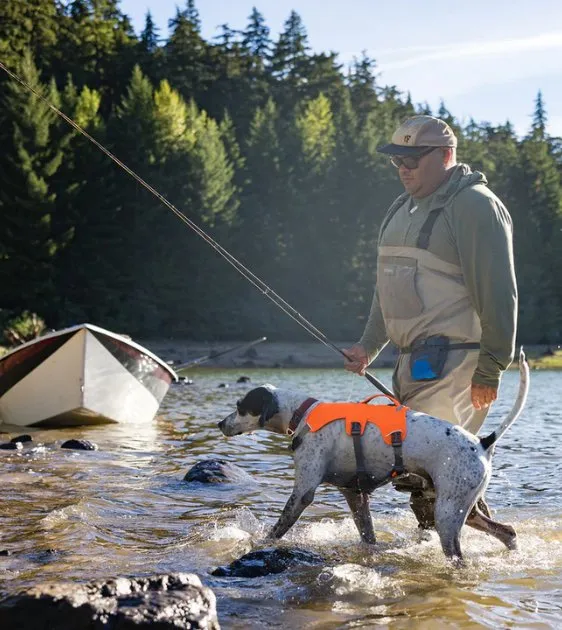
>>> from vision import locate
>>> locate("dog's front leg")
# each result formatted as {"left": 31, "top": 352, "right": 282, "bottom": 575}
{"left": 340, "top": 488, "right": 376, "bottom": 544}
{"left": 268, "top": 484, "right": 317, "bottom": 539}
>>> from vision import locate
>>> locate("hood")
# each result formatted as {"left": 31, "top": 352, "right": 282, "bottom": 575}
{"left": 427, "top": 163, "right": 487, "bottom": 211}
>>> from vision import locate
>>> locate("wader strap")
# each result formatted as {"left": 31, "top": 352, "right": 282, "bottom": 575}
{"left": 416, "top": 207, "right": 444, "bottom": 250}
{"left": 400, "top": 341, "right": 480, "bottom": 354}
{"left": 378, "top": 193, "right": 410, "bottom": 242}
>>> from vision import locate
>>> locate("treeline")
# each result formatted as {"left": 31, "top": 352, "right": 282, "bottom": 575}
{"left": 1, "top": 0, "right": 561, "bottom": 343}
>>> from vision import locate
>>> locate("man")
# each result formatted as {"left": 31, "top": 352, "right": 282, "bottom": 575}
{"left": 344, "top": 115, "right": 518, "bottom": 527}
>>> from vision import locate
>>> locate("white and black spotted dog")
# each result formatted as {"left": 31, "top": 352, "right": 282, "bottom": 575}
{"left": 218, "top": 350, "right": 529, "bottom": 564}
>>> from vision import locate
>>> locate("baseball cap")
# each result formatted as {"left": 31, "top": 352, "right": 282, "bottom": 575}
{"left": 377, "top": 115, "right": 457, "bottom": 156}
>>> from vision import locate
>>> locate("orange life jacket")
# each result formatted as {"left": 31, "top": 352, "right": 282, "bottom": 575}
{"left": 304, "top": 394, "right": 408, "bottom": 445}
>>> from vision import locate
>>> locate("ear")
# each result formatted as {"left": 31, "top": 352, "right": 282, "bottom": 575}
{"left": 238, "top": 386, "right": 279, "bottom": 427}
{"left": 259, "top": 391, "right": 278, "bottom": 427}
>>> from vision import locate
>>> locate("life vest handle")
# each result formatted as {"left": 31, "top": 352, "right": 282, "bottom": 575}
{"left": 360, "top": 393, "right": 402, "bottom": 407}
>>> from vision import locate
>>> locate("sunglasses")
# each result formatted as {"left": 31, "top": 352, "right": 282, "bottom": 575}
{"left": 390, "top": 147, "right": 436, "bottom": 169}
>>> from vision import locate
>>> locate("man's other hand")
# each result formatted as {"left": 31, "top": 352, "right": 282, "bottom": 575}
{"left": 471, "top": 383, "right": 497, "bottom": 409}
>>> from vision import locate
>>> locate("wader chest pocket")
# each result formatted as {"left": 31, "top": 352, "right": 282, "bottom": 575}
{"left": 377, "top": 256, "right": 423, "bottom": 319}
{"left": 409, "top": 335, "right": 449, "bottom": 381}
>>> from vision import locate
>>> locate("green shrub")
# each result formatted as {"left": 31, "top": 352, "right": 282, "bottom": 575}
{"left": 3, "top": 311, "right": 47, "bottom": 347}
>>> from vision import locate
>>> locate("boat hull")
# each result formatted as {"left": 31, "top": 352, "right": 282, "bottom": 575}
{"left": 0, "top": 325, "right": 176, "bottom": 427}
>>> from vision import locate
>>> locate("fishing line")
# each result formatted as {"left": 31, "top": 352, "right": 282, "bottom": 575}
{"left": 0, "top": 60, "right": 393, "bottom": 397}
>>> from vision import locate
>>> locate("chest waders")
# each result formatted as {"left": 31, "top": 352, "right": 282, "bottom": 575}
{"left": 377, "top": 199, "right": 488, "bottom": 434}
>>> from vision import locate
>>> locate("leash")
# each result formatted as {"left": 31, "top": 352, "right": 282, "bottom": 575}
{"left": 0, "top": 59, "right": 393, "bottom": 399}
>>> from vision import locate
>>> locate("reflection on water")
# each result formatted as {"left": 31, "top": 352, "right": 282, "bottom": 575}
{"left": 1, "top": 368, "right": 561, "bottom": 628}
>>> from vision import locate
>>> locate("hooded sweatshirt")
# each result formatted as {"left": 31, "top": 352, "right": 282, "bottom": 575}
{"left": 360, "top": 163, "right": 517, "bottom": 388}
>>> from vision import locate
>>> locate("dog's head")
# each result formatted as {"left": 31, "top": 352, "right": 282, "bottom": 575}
{"left": 218, "top": 385, "right": 282, "bottom": 436}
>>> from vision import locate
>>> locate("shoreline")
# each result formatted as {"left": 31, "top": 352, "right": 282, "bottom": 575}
{"left": 138, "top": 339, "right": 558, "bottom": 371}
{"left": 138, "top": 339, "right": 399, "bottom": 369}
{"left": 137, "top": 339, "right": 398, "bottom": 368}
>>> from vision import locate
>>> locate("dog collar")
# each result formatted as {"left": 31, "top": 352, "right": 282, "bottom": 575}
{"left": 288, "top": 397, "right": 317, "bottom": 435}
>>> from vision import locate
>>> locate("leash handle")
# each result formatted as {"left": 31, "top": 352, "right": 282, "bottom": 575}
{"left": 361, "top": 392, "right": 400, "bottom": 405}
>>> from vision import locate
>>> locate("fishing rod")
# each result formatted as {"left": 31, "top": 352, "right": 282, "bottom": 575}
{"left": 175, "top": 336, "right": 267, "bottom": 370}
{"left": 0, "top": 60, "right": 394, "bottom": 398}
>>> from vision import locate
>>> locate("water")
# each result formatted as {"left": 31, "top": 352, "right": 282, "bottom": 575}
{"left": 1, "top": 368, "right": 561, "bottom": 628}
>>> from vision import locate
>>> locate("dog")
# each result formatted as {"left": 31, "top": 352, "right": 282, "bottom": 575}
{"left": 218, "top": 350, "right": 529, "bottom": 564}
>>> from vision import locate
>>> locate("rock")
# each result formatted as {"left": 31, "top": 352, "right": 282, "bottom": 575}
{"left": 176, "top": 376, "right": 194, "bottom": 384}
{"left": 61, "top": 439, "right": 98, "bottom": 451}
{"left": 183, "top": 459, "right": 254, "bottom": 484}
{"left": 0, "top": 441, "right": 23, "bottom": 450}
{"left": 11, "top": 434, "right": 33, "bottom": 444}
{"left": 236, "top": 376, "right": 251, "bottom": 383}
{"left": 217, "top": 383, "right": 229, "bottom": 388}
{"left": 0, "top": 573, "right": 220, "bottom": 629}
{"left": 0, "top": 549, "right": 11, "bottom": 556}
{"left": 211, "top": 547, "right": 324, "bottom": 578}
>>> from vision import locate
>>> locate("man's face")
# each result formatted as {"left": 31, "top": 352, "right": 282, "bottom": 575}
{"left": 393, "top": 148, "right": 450, "bottom": 198}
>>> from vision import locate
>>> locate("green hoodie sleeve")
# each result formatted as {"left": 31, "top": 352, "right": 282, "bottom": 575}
{"left": 450, "top": 185, "right": 517, "bottom": 387}
{"left": 359, "top": 288, "right": 389, "bottom": 364}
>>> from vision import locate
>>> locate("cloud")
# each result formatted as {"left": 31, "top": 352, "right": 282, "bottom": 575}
{"left": 376, "top": 31, "right": 562, "bottom": 70}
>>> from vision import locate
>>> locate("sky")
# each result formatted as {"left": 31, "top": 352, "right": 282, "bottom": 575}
{"left": 118, "top": 0, "right": 562, "bottom": 137}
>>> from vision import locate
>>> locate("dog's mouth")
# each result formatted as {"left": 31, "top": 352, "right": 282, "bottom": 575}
{"left": 218, "top": 412, "right": 242, "bottom": 436}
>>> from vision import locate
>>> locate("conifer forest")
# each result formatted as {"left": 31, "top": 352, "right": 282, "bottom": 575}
{"left": 1, "top": 1, "right": 561, "bottom": 343}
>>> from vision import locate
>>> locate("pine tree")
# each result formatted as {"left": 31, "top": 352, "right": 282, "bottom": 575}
{"left": 165, "top": 1, "right": 210, "bottom": 104}
{"left": 0, "top": 0, "right": 59, "bottom": 76}
{"left": 531, "top": 90, "right": 547, "bottom": 140}
{"left": 138, "top": 11, "right": 164, "bottom": 84}
{"left": 269, "top": 11, "right": 310, "bottom": 111}
{"left": 0, "top": 51, "right": 69, "bottom": 319}
{"left": 243, "top": 7, "right": 271, "bottom": 64}
{"left": 348, "top": 52, "right": 379, "bottom": 123}
{"left": 240, "top": 98, "right": 283, "bottom": 267}
{"left": 517, "top": 129, "right": 562, "bottom": 342}
{"left": 58, "top": 0, "right": 137, "bottom": 111}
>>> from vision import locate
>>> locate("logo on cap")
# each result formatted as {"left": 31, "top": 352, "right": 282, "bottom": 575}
{"left": 404, "top": 134, "right": 411, "bottom": 144}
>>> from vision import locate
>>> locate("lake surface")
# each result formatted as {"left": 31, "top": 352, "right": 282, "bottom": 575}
{"left": 1, "top": 368, "right": 561, "bottom": 628}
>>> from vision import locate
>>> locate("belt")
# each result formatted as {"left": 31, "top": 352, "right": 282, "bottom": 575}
{"left": 399, "top": 341, "right": 480, "bottom": 354}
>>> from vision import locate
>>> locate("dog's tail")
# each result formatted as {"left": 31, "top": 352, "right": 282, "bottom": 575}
{"left": 479, "top": 347, "right": 529, "bottom": 451}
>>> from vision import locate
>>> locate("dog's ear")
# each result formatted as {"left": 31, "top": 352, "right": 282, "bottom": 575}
{"left": 259, "top": 396, "right": 278, "bottom": 427}
{"left": 238, "top": 386, "right": 278, "bottom": 426}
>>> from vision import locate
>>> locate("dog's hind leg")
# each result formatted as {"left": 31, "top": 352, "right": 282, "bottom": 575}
{"left": 465, "top": 505, "right": 517, "bottom": 550}
{"left": 340, "top": 488, "right": 376, "bottom": 544}
{"left": 434, "top": 498, "right": 469, "bottom": 565}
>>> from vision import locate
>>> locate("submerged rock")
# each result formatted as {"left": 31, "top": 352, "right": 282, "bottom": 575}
{"left": 0, "top": 441, "right": 23, "bottom": 450}
{"left": 61, "top": 439, "right": 98, "bottom": 451}
{"left": 0, "top": 573, "right": 220, "bottom": 629}
{"left": 236, "top": 376, "right": 251, "bottom": 383}
{"left": 183, "top": 459, "right": 253, "bottom": 484}
{"left": 211, "top": 547, "right": 324, "bottom": 578}
{"left": 11, "top": 434, "right": 33, "bottom": 444}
